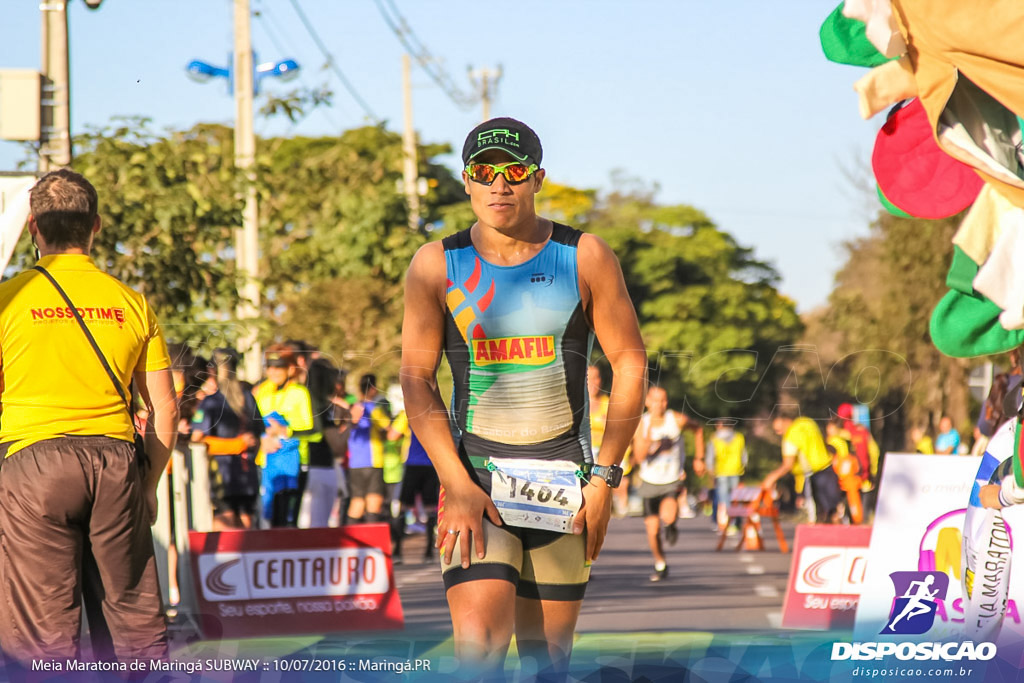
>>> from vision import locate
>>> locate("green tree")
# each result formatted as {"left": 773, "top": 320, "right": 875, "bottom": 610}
{"left": 41, "top": 119, "right": 244, "bottom": 342}
{"left": 821, "top": 210, "right": 971, "bottom": 448}
{"left": 586, "top": 181, "right": 803, "bottom": 420}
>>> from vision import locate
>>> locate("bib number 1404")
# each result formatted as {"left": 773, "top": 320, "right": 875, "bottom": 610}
{"left": 507, "top": 478, "right": 571, "bottom": 507}
{"left": 487, "top": 457, "right": 583, "bottom": 533}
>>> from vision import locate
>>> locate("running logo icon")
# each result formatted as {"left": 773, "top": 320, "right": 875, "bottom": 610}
{"left": 882, "top": 571, "right": 949, "bottom": 635}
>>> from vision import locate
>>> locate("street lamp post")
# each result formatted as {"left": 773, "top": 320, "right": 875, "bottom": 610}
{"left": 186, "top": 38, "right": 299, "bottom": 381}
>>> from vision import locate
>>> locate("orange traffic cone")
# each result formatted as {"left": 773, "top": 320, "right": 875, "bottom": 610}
{"left": 743, "top": 515, "right": 763, "bottom": 550}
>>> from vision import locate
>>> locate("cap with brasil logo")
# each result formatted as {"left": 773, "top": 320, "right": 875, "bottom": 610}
{"left": 461, "top": 117, "right": 543, "bottom": 167}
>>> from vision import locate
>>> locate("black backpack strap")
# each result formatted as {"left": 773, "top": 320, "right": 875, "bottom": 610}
{"left": 32, "top": 265, "right": 132, "bottom": 414}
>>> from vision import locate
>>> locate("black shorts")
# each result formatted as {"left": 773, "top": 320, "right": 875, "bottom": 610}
{"left": 399, "top": 465, "right": 440, "bottom": 507}
{"left": 214, "top": 494, "right": 258, "bottom": 518}
{"left": 348, "top": 467, "right": 385, "bottom": 499}
{"left": 440, "top": 518, "right": 590, "bottom": 602}
{"left": 809, "top": 467, "right": 842, "bottom": 520}
{"left": 639, "top": 480, "right": 682, "bottom": 517}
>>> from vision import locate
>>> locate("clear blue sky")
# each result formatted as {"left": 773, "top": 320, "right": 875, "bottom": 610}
{"left": 0, "top": 0, "right": 881, "bottom": 312}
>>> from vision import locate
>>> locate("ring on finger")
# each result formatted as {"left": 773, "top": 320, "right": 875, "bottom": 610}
{"left": 447, "top": 529, "right": 457, "bottom": 535}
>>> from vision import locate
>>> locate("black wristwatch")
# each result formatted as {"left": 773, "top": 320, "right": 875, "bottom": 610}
{"left": 590, "top": 464, "right": 624, "bottom": 489}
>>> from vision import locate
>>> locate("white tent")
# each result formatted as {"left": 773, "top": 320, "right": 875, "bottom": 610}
{"left": 0, "top": 173, "right": 35, "bottom": 273}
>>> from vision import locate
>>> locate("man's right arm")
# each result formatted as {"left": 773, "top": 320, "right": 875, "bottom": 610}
{"left": 135, "top": 367, "right": 178, "bottom": 522}
{"left": 400, "top": 242, "right": 502, "bottom": 567}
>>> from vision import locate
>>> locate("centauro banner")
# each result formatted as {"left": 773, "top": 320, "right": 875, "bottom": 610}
{"left": 189, "top": 525, "right": 404, "bottom": 639}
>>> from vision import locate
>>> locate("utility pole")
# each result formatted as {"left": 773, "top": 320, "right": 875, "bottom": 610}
{"left": 468, "top": 65, "right": 502, "bottom": 122}
{"left": 401, "top": 54, "right": 420, "bottom": 232}
{"left": 234, "top": 0, "right": 261, "bottom": 381}
{"left": 39, "top": 0, "right": 71, "bottom": 171}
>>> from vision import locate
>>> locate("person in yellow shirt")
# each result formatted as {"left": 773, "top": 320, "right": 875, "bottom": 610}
{"left": 705, "top": 418, "right": 747, "bottom": 534}
{"left": 911, "top": 426, "right": 935, "bottom": 454}
{"left": 253, "top": 346, "right": 317, "bottom": 527}
{"left": 0, "top": 169, "right": 178, "bottom": 667}
{"left": 764, "top": 410, "right": 841, "bottom": 524}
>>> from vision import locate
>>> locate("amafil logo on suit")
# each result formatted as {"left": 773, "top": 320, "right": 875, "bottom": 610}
{"left": 198, "top": 548, "right": 389, "bottom": 601}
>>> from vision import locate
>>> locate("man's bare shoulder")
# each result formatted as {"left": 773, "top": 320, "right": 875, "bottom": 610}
{"left": 405, "top": 240, "right": 449, "bottom": 306}
{"left": 577, "top": 232, "right": 620, "bottom": 272}
{"left": 576, "top": 232, "right": 626, "bottom": 294}
{"left": 407, "top": 240, "right": 446, "bottom": 279}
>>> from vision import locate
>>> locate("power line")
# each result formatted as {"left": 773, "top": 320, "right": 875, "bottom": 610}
{"left": 372, "top": 0, "right": 477, "bottom": 110}
{"left": 252, "top": 1, "right": 343, "bottom": 132}
{"left": 285, "top": 0, "right": 381, "bottom": 123}
{"left": 252, "top": 3, "right": 290, "bottom": 58}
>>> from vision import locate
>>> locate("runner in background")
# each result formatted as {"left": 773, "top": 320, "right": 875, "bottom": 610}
{"left": 346, "top": 373, "right": 391, "bottom": 524}
{"left": 388, "top": 410, "right": 441, "bottom": 563}
{"left": 633, "top": 385, "right": 703, "bottom": 581}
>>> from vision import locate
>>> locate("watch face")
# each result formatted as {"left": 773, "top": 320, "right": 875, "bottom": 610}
{"left": 608, "top": 466, "right": 623, "bottom": 488}
{"left": 594, "top": 465, "right": 622, "bottom": 488}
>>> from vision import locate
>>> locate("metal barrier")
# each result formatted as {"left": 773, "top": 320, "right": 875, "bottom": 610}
{"left": 152, "top": 442, "right": 212, "bottom": 634}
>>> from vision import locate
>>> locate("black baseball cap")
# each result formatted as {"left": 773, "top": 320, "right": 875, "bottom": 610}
{"left": 462, "top": 117, "right": 543, "bottom": 167}
{"left": 265, "top": 351, "right": 292, "bottom": 368}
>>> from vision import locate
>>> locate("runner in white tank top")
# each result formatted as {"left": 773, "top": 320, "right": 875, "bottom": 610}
{"left": 632, "top": 386, "right": 703, "bottom": 582}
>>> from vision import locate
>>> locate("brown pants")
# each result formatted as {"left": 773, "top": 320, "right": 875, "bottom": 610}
{"left": 0, "top": 436, "right": 167, "bottom": 664}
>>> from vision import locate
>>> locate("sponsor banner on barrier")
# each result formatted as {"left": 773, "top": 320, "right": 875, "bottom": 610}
{"left": 853, "top": 453, "right": 1024, "bottom": 643}
{"left": 189, "top": 524, "right": 403, "bottom": 638}
{"left": 782, "top": 524, "right": 871, "bottom": 629}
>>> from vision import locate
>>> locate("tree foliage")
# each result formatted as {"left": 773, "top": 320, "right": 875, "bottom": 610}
{"left": 586, "top": 182, "right": 803, "bottom": 419}
{"left": 26, "top": 119, "right": 245, "bottom": 340}
{"left": 11, "top": 121, "right": 800, "bottom": 411}
{"left": 806, "top": 209, "right": 973, "bottom": 447}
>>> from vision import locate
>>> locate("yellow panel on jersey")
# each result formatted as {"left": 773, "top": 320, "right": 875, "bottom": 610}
{"left": 783, "top": 417, "right": 831, "bottom": 493}
{"left": 0, "top": 254, "right": 170, "bottom": 456}
{"left": 253, "top": 379, "right": 320, "bottom": 467}
{"left": 711, "top": 433, "right": 746, "bottom": 477}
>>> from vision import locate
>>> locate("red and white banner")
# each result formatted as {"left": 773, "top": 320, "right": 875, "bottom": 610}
{"left": 189, "top": 524, "right": 403, "bottom": 639}
{"left": 781, "top": 524, "right": 871, "bottom": 629}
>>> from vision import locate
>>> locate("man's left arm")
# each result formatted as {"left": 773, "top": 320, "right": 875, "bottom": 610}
{"left": 572, "top": 233, "right": 647, "bottom": 561}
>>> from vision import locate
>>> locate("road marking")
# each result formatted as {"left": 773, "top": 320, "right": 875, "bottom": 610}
{"left": 754, "top": 584, "right": 779, "bottom": 598}
{"left": 766, "top": 611, "right": 783, "bottom": 628}
{"left": 745, "top": 565, "right": 765, "bottom": 575}
{"left": 739, "top": 555, "right": 754, "bottom": 563}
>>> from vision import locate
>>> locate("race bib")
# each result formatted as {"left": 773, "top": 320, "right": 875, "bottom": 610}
{"left": 487, "top": 457, "right": 584, "bottom": 533}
